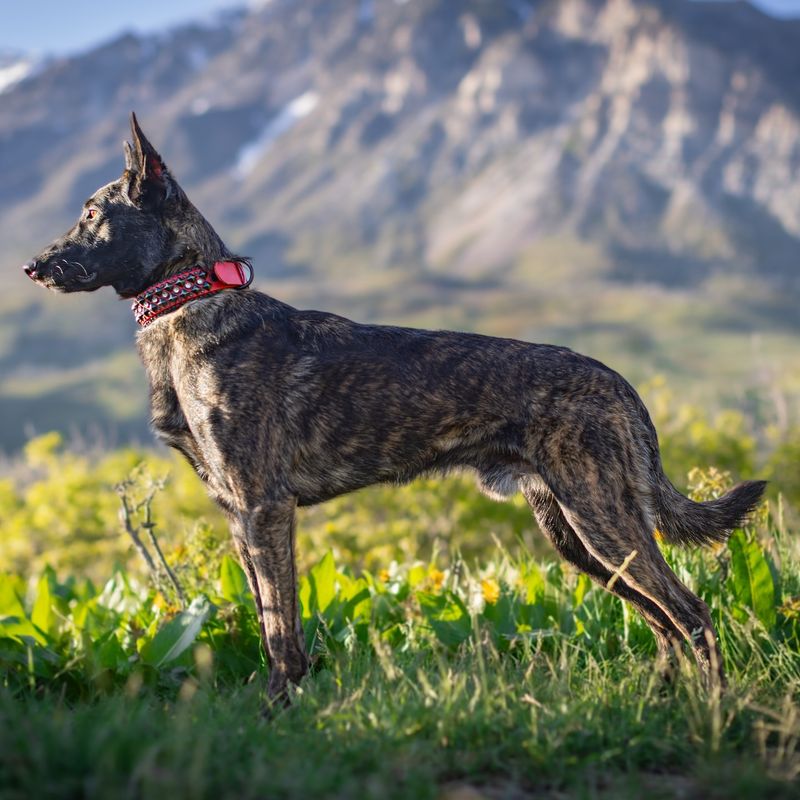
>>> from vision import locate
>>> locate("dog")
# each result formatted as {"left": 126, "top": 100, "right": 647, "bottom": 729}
{"left": 24, "top": 114, "right": 765, "bottom": 703}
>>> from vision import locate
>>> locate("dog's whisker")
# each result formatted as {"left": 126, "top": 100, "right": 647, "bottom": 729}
{"left": 66, "top": 259, "right": 89, "bottom": 276}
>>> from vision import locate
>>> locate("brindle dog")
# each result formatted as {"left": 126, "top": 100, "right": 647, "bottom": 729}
{"left": 24, "top": 114, "right": 765, "bottom": 703}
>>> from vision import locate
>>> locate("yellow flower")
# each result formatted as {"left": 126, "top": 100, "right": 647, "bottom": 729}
{"left": 654, "top": 528, "right": 664, "bottom": 542}
{"left": 378, "top": 569, "right": 390, "bottom": 583}
{"left": 481, "top": 578, "right": 500, "bottom": 605}
{"left": 152, "top": 592, "right": 168, "bottom": 611}
{"left": 429, "top": 568, "right": 445, "bottom": 591}
{"left": 780, "top": 596, "right": 800, "bottom": 621}
{"left": 171, "top": 544, "right": 188, "bottom": 560}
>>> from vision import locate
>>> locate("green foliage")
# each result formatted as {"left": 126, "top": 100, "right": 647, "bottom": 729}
{"left": 642, "top": 378, "right": 758, "bottom": 484}
{"left": 218, "top": 555, "right": 249, "bottom": 607}
{"left": 0, "top": 434, "right": 547, "bottom": 581}
{"left": 0, "top": 477, "right": 796, "bottom": 702}
{"left": 728, "top": 530, "right": 777, "bottom": 631}
{"left": 642, "top": 377, "right": 800, "bottom": 509}
{"left": 0, "top": 433, "right": 224, "bottom": 580}
{"left": 763, "top": 427, "right": 800, "bottom": 505}
{"left": 418, "top": 591, "right": 471, "bottom": 648}
{"left": 0, "top": 428, "right": 798, "bottom": 796}
{"left": 1, "top": 522, "right": 799, "bottom": 797}
{"left": 296, "top": 474, "right": 540, "bottom": 570}
{"left": 139, "top": 597, "right": 212, "bottom": 669}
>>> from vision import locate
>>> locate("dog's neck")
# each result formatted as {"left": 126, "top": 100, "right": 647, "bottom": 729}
{"left": 147, "top": 195, "right": 236, "bottom": 286}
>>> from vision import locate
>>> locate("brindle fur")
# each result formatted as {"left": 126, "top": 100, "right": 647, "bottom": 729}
{"left": 25, "top": 114, "right": 766, "bottom": 703}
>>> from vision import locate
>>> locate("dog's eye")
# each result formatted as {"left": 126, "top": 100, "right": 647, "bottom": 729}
{"left": 85, "top": 208, "right": 99, "bottom": 221}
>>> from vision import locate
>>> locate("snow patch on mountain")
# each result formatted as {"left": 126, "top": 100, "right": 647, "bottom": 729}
{"left": 233, "top": 91, "right": 319, "bottom": 178}
{"left": 0, "top": 58, "right": 36, "bottom": 94}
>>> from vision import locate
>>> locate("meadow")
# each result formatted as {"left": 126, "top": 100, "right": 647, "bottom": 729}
{"left": 1, "top": 384, "right": 799, "bottom": 799}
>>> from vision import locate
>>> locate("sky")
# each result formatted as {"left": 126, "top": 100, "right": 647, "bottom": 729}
{"left": 0, "top": 0, "right": 244, "bottom": 57}
{"left": 0, "top": 0, "right": 799, "bottom": 57}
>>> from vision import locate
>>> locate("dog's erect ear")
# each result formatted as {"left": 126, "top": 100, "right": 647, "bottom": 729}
{"left": 127, "top": 111, "right": 172, "bottom": 205}
{"left": 123, "top": 140, "right": 136, "bottom": 172}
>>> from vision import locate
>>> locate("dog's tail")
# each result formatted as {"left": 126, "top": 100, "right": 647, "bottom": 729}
{"left": 654, "top": 473, "right": 767, "bottom": 547}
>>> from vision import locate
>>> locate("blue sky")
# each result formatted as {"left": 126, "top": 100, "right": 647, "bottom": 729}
{"left": 0, "top": 0, "right": 243, "bottom": 57}
{"left": 1, "top": 0, "right": 799, "bottom": 57}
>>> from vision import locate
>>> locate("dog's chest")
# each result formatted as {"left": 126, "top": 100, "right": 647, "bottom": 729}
{"left": 138, "top": 326, "right": 195, "bottom": 440}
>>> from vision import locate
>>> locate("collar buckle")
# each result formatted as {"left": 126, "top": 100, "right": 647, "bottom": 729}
{"left": 212, "top": 260, "right": 253, "bottom": 288}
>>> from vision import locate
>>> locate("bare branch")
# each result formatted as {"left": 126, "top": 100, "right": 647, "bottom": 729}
{"left": 116, "top": 484, "right": 158, "bottom": 577}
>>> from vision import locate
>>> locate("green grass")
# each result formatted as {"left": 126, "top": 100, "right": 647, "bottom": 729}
{"left": 1, "top": 472, "right": 799, "bottom": 798}
{"left": 0, "top": 442, "right": 798, "bottom": 799}
{"left": 2, "top": 641, "right": 798, "bottom": 799}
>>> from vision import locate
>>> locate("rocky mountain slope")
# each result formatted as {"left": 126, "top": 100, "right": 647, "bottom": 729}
{"left": 1, "top": 0, "right": 799, "bottom": 451}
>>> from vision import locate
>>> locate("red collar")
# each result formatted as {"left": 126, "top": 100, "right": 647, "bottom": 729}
{"left": 132, "top": 261, "right": 253, "bottom": 327}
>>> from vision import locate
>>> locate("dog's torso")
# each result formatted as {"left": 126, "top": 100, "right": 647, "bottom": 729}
{"left": 138, "top": 287, "right": 649, "bottom": 512}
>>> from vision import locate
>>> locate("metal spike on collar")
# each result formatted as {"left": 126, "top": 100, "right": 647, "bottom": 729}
{"left": 132, "top": 264, "right": 250, "bottom": 327}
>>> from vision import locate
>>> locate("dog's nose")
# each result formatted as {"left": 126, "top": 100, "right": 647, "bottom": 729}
{"left": 23, "top": 261, "right": 38, "bottom": 278}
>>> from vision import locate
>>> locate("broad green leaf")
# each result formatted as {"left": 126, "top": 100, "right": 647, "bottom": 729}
{"left": 521, "top": 564, "right": 545, "bottom": 604}
{"left": 31, "top": 574, "right": 54, "bottom": 637}
{"left": 302, "top": 552, "right": 336, "bottom": 618}
{"left": 219, "top": 556, "right": 249, "bottom": 605}
{"left": 0, "top": 641, "right": 30, "bottom": 667}
{"left": 299, "top": 577, "right": 311, "bottom": 623}
{"left": 341, "top": 582, "right": 371, "bottom": 623}
{"left": 335, "top": 571, "right": 355, "bottom": 595}
{"left": 302, "top": 614, "right": 320, "bottom": 655}
{"left": 139, "top": 596, "right": 212, "bottom": 667}
{"left": 0, "top": 616, "right": 48, "bottom": 645}
{"left": 371, "top": 594, "right": 401, "bottom": 627}
{"left": 93, "top": 633, "right": 128, "bottom": 672}
{"left": 99, "top": 571, "right": 142, "bottom": 614}
{"left": 728, "top": 530, "right": 776, "bottom": 630}
{"left": 70, "top": 600, "right": 90, "bottom": 630}
{"left": 417, "top": 591, "right": 471, "bottom": 648}
{"left": 481, "top": 592, "right": 516, "bottom": 642}
{"left": 573, "top": 574, "right": 592, "bottom": 608}
{"left": 0, "top": 637, "right": 58, "bottom": 678}
{"left": 408, "top": 565, "right": 427, "bottom": 588}
{"left": 0, "top": 575, "right": 26, "bottom": 618}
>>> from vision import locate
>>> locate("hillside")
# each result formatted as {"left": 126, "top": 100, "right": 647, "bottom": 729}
{"left": 2, "top": 0, "right": 800, "bottom": 451}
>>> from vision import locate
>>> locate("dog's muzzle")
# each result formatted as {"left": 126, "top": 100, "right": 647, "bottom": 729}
{"left": 23, "top": 261, "right": 39, "bottom": 280}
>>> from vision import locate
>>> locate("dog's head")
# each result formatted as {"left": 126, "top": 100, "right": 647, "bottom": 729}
{"left": 23, "top": 114, "right": 186, "bottom": 298}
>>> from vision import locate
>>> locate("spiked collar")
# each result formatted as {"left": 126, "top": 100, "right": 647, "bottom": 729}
{"left": 132, "top": 261, "right": 253, "bottom": 327}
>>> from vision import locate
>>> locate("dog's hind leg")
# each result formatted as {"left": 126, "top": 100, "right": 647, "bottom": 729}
{"left": 541, "top": 468, "right": 724, "bottom": 686}
{"left": 522, "top": 483, "right": 682, "bottom": 670}
{"left": 243, "top": 496, "right": 309, "bottom": 705}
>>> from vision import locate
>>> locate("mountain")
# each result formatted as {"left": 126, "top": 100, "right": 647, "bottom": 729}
{"left": 0, "top": 52, "right": 40, "bottom": 95}
{"left": 2, "top": 0, "right": 799, "bottom": 452}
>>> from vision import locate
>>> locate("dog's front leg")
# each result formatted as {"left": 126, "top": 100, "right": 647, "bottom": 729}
{"left": 242, "top": 496, "right": 309, "bottom": 705}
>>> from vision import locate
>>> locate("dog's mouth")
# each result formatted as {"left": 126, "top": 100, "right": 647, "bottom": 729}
{"left": 25, "top": 261, "right": 99, "bottom": 293}
{"left": 25, "top": 267, "right": 59, "bottom": 290}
